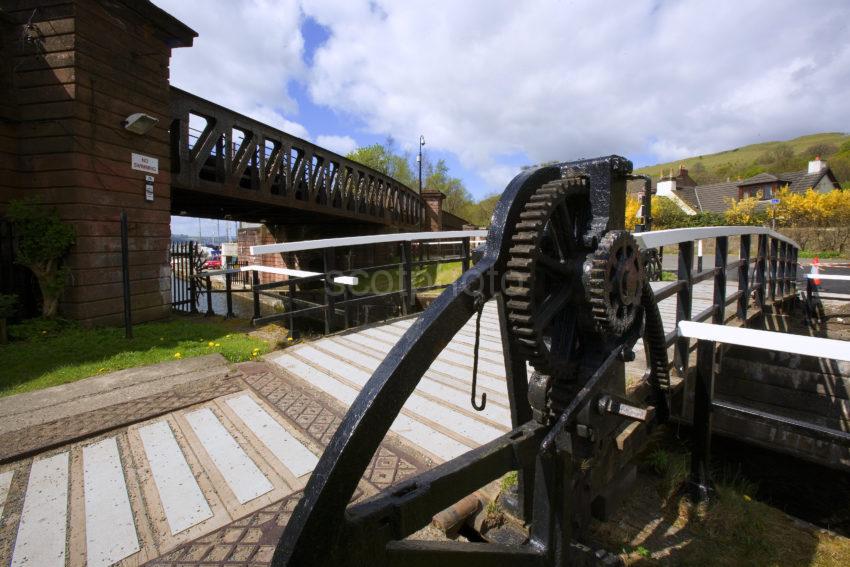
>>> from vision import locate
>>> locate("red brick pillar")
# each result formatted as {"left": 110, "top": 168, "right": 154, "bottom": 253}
{"left": 421, "top": 188, "right": 445, "bottom": 231}
{"left": 0, "top": 0, "right": 196, "bottom": 325}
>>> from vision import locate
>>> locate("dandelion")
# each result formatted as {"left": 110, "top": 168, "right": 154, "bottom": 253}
{"left": 208, "top": 341, "right": 215, "bottom": 347}
{"left": 287, "top": 337, "right": 294, "bottom": 342}
{"left": 174, "top": 352, "right": 182, "bottom": 359}
{"left": 215, "top": 343, "right": 221, "bottom": 347}
{"left": 743, "top": 495, "right": 752, "bottom": 502}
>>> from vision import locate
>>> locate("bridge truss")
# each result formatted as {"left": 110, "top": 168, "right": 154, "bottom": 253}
{"left": 169, "top": 88, "right": 423, "bottom": 229}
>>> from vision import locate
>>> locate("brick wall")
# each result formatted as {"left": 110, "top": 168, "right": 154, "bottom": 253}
{"left": 0, "top": 0, "right": 195, "bottom": 325}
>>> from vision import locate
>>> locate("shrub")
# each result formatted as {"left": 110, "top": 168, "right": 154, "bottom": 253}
{"left": 6, "top": 199, "right": 76, "bottom": 318}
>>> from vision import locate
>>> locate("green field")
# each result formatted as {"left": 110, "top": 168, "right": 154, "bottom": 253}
{"left": 635, "top": 132, "right": 850, "bottom": 182}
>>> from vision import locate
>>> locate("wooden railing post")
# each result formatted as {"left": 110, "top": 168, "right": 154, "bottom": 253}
{"left": 755, "top": 234, "right": 768, "bottom": 316}
{"left": 323, "top": 248, "right": 336, "bottom": 335}
{"left": 252, "top": 270, "right": 260, "bottom": 323}
{"left": 769, "top": 237, "right": 778, "bottom": 303}
{"left": 287, "top": 279, "right": 296, "bottom": 339}
{"left": 461, "top": 237, "right": 471, "bottom": 273}
{"left": 205, "top": 275, "right": 214, "bottom": 316}
{"left": 690, "top": 338, "right": 716, "bottom": 502}
{"left": 675, "top": 241, "right": 694, "bottom": 375}
{"left": 225, "top": 272, "right": 234, "bottom": 318}
{"left": 400, "top": 241, "right": 413, "bottom": 315}
{"left": 713, "top": 236, "right": 728, "bottom": 325}
{"left": 778, "top": 241, "right": 787, "bottom": 303}
{"left": 737, "top": 234, "right": 750, "bottom": 322}
{"left": 791, "top": 246, "right": 800, "bottom": 296}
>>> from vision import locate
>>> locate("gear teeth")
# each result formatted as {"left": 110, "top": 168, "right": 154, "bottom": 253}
{"left": 585, "top": 230, "right": 644, "bottom": 337}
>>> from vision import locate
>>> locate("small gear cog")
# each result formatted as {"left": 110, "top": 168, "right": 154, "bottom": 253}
{"left": 584, "top": 231, "right": 644, "bottom": 337}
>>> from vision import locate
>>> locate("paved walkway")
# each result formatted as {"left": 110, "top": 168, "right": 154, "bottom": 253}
{"left": 0, "top": 280, "right": 734, "bottom": 566}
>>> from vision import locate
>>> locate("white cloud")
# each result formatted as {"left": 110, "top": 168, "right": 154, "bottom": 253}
{"left": 154, "top": 0, "right": 850, "bottom": 196}
{"left": 153, "top": 0, "right": 310, "bottom": 139}
{"left": 302, "top": 0, "right": 850, "bottom": 188}
{"left": 316, "top": 134, "right": 358, "bottom": 155}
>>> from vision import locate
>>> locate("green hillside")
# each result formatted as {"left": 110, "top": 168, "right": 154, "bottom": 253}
{"left": 635, "top": 132, "right": 850, "bottom": 186}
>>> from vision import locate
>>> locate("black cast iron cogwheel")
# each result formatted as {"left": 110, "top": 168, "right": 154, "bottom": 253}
{"left": 584, "top": 230, "right": 644, "bottom": 337}
{"left": 505, "top": 176, "right": 589, "bottom": 376}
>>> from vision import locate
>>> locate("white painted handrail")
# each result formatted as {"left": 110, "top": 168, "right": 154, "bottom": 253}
{"left": 200, "top": 264, "right": 358, "bottom": 285}
{"left": 250, "top": 230, "right": 487, "bottom": 255}
{"left": 806, "top": 274, "right": 850, "bottom": 281}
{"left": 678, "top": 321, "right": 850, "bottom": 362}
{"left": 635, "top": 226, "right": 799, "bottom": 250}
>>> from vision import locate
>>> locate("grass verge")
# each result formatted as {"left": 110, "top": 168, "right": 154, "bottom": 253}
{"left": 0, "top": 315, "right": 270, "bottom": 397}
{"left": 601, "top": 429, "right": 850, "bottom": 567}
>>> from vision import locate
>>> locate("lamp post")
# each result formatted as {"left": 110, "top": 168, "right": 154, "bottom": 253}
{"left": 418, "top": 135, "right": 425, "bottom": 231}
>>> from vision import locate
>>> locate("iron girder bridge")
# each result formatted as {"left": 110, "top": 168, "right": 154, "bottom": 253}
{"left": 169, "top": 87, "right": 423, "bottom": 229}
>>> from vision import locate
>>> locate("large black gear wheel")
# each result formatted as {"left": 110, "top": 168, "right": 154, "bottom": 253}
{"left": 504, "top": 176, "right": 590, "bottom": 377}
{"left": 585, "top": 230, "right": 644, "bottom": 337}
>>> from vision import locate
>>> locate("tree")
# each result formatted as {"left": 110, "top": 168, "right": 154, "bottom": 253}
{"left": 723, "top": 196, "right": 766, "bottom": 226}
{"left": 625, "top": 195, "right": 641, "bottom": 230}
{"left": 651, "top": 196, "right": 689, "bottom": 229}
{"left": 7, "top": 200, "right": 76, "bottom": 318}
{"left": 804, "top": 143, "right": 838, "bottom": 159}
{"left": 346, "top": 138, "right": 416, "bottom": 187}
{"left": 424, "top": 159, "right": 474, "bottom": 216}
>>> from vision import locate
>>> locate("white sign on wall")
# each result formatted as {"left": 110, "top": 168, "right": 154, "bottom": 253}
{"left": 131, "top": 153, "right": 159, "bottom": 174}
{"left": 221, "top": 243, "right": 238, "bottom": 257}
{"left": 144, "top": 175, "right": 154, "bottom": 202}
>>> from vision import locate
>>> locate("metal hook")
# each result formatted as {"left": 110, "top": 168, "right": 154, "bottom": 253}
{"left": 470, "top": 291, "right": 487, "bottom": 411}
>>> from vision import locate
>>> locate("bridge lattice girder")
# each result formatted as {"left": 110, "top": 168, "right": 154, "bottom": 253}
{"left": 169, "top": 87, "right": 422, "bottom": 228}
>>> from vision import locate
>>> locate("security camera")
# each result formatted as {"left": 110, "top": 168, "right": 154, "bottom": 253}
{"left": 123, "top": 113, "right": 159, "bottom": 135}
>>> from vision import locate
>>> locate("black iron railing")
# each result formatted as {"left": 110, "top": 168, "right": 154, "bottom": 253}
{"left": 192, "top": 230, "right": 486, "bottom": 336}
{"left": 634, "top": 226, "right": 801, "bottom": 384}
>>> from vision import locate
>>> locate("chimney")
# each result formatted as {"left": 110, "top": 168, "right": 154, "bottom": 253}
{"left": 808, "top": 156, "right": 825, "bottom": 174}
{"left": 657, "top": 177, "right": 677, "bottom": 197}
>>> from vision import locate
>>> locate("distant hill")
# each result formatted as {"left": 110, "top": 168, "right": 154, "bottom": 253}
{"left": 634, "top": 132, "right": 850, "bottom": 186}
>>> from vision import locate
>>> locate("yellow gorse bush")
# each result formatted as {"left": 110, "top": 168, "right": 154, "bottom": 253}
{"left": 724, "top": 187, "right": 850, "bottom": 228}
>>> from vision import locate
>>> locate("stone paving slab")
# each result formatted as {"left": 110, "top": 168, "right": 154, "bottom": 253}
{"left": 144, "top": 361, "right": 427, "bottom": 567}
{"left": 0, "top": 359, "right": 427, "bottom": 567}
{"left": 0, "top": 354, "right": 231, "bottom": 436}
{"left": 0, "top": 367, "right": 243, "bottom": 464}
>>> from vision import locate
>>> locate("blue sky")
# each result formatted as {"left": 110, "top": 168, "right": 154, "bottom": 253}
{"left": 158, "top": 0, "right": 850, "bottom": 237}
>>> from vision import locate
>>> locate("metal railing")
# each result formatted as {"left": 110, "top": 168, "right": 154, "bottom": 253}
{"left": 194, "top": 230, "right": 487, "bottom": 336}
{"left": 678, "top": 320, "right": 850, "bottom": 499}
{"left": 170, "top": 87, "right": 423, "bottom": 229}
{"left": 634, "top": 226, "right": 801, "bottom": 380}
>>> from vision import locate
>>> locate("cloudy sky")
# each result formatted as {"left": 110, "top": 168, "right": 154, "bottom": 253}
{"left": 159, "top": 0, "right": 850, "bottom": 236}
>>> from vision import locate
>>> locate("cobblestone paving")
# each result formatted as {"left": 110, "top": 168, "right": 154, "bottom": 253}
{"left": 145, "top": 361, "right": 426, "bottom": 566}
